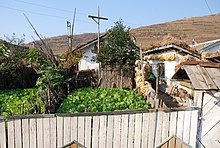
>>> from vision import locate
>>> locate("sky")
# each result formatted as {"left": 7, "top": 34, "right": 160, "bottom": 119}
{"left": 0, "top": 0, "right": 220, "bottom": 43}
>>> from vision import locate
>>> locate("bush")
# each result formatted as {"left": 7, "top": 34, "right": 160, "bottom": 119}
{"left": 0, "top": 88, "right": 44, "bottom": 116}
{"left": 58, "top": 87, "right": 150, "bottom": 113}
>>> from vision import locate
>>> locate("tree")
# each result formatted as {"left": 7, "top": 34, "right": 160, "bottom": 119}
{"left": 94, "top": 20, "right": 138, "bottom": 71}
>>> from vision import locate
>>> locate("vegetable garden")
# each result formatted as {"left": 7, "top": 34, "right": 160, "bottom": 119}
{"left": 0, "top": 87, "right": 150, "bottom": 116}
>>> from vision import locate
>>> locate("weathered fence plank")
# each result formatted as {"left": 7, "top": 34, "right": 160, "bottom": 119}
{"left": 8, "top": 119, "right": 15, "bottom": 148}
{"left": 57, "top": 116, "right": 64, "bottom": 147}
{"left": 155, "top": 111, "right": 163, "bottom": 146}
{"left": 183, "top": 111, "right": 191, "bottom": 145}
{"left": 113, "top": 115, "right": 122, "bottom": 148}
{"left": 99, "top": 115, "right": 107, "bottom": 148}
{"left": 70, "top": 116, "right": 78, "bottom": 142}
{"left": 29, "top": 118, "right": 37, "bottom": 148}
{"left": 128, "top": 114, "right": 135, "bottom": 148}
{"left": 84, "top": 116, "right": 92, "bottom": 148}
{"left": 22, "top": 119, "right": 29, "bottom": 148}
{"left": 92, "top": 116, "right": 100, "bottom": 148}
{"left": 162, "top": 112, "right": 170, "bottom": 147}
{"left": 120, "top": 114, "right": 129, "bottom": 148}
{"left": 134, "top": 113, "right": 142, "bottom": 148}
{"left": 50, "top": 118, "right": 57, "bottom": 148}
{"left": 43, "top": 118, "right": 50, "bottom": 148}
{"left": 106, "top": 115, "right": 114, "bottom": 148}
{"left": 0, "top": 119, "right": 6, "bottom": 148}
{"left": 63, "top": 117, "right": 71, "bottom": 145}
{"left": 176, "top": 111, "right": 184, "bottom": 140}
{"left": 15, "top": 119, "right": 22, "bottom": 148}
{"left": 36, "top": 118, "right": 43, "bottom": 148}
{"left": 78, "top": 116, "right": 85, "bottom": 145}
{"left": 190, "top": 110, "right": 199, "bottom": 147}
{"left": 141, "top": 113, "right": 150, "bottom": 148}
{"left": 148, "top": 112, "right": 157, "bottom": 148}
{"left": 169, "top": 111, "right": 177, "bottom": 136}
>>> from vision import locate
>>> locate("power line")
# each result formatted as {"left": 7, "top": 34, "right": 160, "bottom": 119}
{"left": 13, "top": 0, "right": 91, "bottom": 17}
{"left": 14, "top": 0, "right": 144, "bottom": 27}
{"left": 204, "top": 0, "right": 213, "bottom": 15}
{"left": 14, "top": 0, "right": 73, "bottom": 13}
{"left": 0, "top": 5, "right": 70, "bottom": 20}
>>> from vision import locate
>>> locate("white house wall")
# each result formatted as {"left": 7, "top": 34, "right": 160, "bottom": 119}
{"left": 147, "top": 51, "right": 179, "bottom": 85}
{"left": 78, "top": 44, "right": 99, "bottom": 71}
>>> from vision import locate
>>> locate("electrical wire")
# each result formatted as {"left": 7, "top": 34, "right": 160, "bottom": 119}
{"left": 204, "top": 0, "right": 213, "bottom": 15}
{"left": 14, "top": 0, "right": 73, "bottom": 13}
{"left": 0, "top": 5, "right": 70, "bottom": 20}
{"left": 13, "top": 0, "right": 143, "bottom": 27}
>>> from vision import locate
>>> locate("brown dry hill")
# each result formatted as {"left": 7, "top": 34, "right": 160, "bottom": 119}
{"left": 131, "top": 14, "right": 220, "bottom": 48}
{"left": 25, "top": 14, "right": 220, "bottom": 54}
{"left": 25, "top": 33, "right": 97, "bottom": 54}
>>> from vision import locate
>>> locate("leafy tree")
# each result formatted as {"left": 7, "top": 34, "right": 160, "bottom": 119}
{"left": 94, "top": 20, "right": 138, "bottom": 71}
{"left": 4, "top": 33, "right": 25, "bottom": 45}
{"left": 36, "top": 66, "right": 67, "bottom": 113}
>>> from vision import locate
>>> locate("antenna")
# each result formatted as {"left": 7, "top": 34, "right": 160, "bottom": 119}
{"left": 71, "top": 8, "right": 76, "bottom": 37}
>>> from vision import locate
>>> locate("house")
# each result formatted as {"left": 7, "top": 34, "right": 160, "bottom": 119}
{"left": 199, "top": 39, "right": 220, "bottom": 53}
{"left": 190, "top": 38, "right": 220, "bottom": 53}
{"left": 171, "top": 62, "right": 220, "bottom": 147}
{"left": 73, "top": 34, "right": 106, "bottom": 71}
{"left": 143, "top": 44, "right": 200, "bottom": 88}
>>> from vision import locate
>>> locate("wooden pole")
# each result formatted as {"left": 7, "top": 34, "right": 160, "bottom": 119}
{"left": 88, "top": 7, "right": 108, "bottom": 83}
{"left": 140, "top": 45, "right": 144, "bottom": 86}
{"left": 155, "top": 64, "right": 159, "bottom": 108}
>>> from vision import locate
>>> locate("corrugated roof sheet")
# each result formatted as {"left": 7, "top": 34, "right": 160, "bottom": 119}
{"left": 190, "top": 39, "right": 220, "bottom": 52}
{"left": 178, "top": 65, "right": 220, "bottom": 90}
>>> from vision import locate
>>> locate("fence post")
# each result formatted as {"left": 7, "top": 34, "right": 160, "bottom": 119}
{"left": 0, "top": 117, "right": 6, "bottom": 148}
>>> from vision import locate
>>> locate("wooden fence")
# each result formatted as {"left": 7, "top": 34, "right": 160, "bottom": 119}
{"left": 0, "top": 108, "right": 199, "bottom": 148}
{"left": 100, "top": 65, "right": 134, "bottom": 88}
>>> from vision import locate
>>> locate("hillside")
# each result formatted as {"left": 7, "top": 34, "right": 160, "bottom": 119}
{"left": 25, "top": 33, "right": 97, "bottom": 54}
{"left": 131, "top": 14, "right": 220, "bottom": 47}
{"left": 25, "top": 14, "right": 220, "bottom": 54}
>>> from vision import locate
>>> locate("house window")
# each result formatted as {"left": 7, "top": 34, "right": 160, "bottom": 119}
{"left": 91, "top": 44, "right": 98, "bottom": 54}
{"left": 158, "top": 63, "right": 165, "bottom": 79}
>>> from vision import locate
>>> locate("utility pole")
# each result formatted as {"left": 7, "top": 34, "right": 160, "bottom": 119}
{"left": 67, "top": 21, "right": 72, "bottom": 52}
{"left": 88, "top": 6, "right": 108, "bottom": 79}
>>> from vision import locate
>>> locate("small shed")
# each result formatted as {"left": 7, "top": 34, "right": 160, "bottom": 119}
{"left": 171, "top": 62, "right": 220, "bottom": 147}
{"left": 171, "top": 62, "right": 220, "bottom": 106}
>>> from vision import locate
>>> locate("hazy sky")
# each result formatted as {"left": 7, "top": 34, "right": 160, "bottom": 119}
{"left": 0, "top": 0, "right": 220, "bottom": 43}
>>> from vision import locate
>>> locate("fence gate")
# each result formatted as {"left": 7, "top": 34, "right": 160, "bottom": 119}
{"left": 196, "top": 91, "right": 220, "bottom": 147}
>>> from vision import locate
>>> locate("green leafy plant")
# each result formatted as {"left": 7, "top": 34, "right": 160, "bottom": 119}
{"left": 36, "top": 66, "right": 67, "bottom": 113}
{"left": 58, "top": 87, "right": 150, "bottom": 113}
{"left": 0, "top": 88, "right": 44, "bottom": 116}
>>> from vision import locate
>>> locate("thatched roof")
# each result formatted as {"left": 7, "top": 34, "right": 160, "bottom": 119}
{"left": 142, "top": 35, "right": 199, "bottom": 55}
